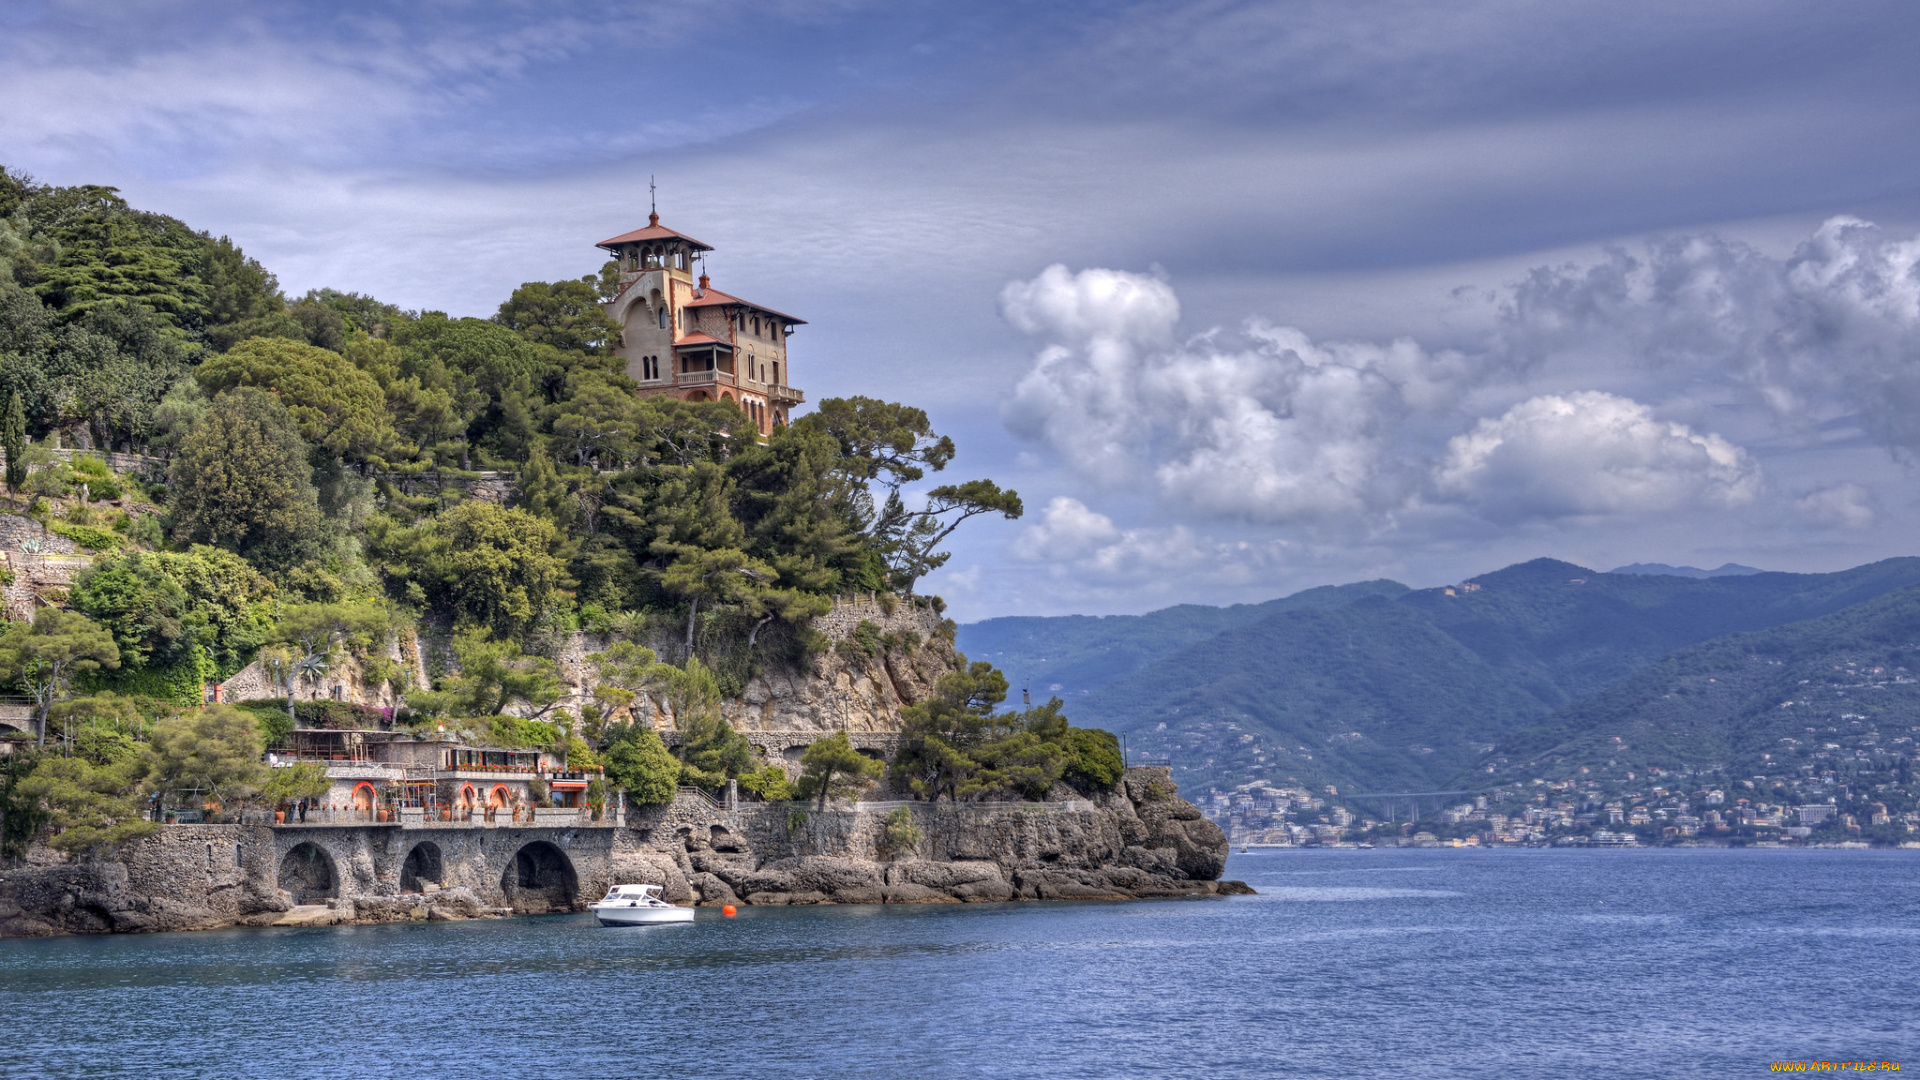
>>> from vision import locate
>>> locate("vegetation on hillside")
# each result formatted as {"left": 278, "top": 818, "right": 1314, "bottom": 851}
{"left": 0, "top": 165, "right": 1126, "bottom": 853}
{"left": 1486, "top": 583, "right": 1920, "bottom": 788}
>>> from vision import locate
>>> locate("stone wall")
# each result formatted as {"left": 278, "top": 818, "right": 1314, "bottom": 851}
{"left": 0, "top": 446, "right": 165, "bottom": 479}
{"left": 375, "top": 471, "right": 515, "bottom": 504}
{"left": 0, "top": 769, "right": 1247, "bottom": 936}
{"left": 3, "top": 551, "right": 92, "bottom": 622}
{"left": 0, "top": 825, "right": 286, "bottom": 936}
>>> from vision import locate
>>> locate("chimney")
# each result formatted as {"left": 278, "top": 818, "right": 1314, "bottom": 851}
{"left": 698, "top": 273, "right": 710, "bottom": 291}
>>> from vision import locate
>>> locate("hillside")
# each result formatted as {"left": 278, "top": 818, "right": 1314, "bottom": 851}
{"left": 959, "top": 557, "right": 1920, "bottom": 795}
{"left": 0, "top": 165, "right": 1107, "bottom": 861}
{"left": 958, "top": 580, "right": 1408, "bottom": 700}
{"left": 1481, "top": 583, "right": 1920, "bottom": 789}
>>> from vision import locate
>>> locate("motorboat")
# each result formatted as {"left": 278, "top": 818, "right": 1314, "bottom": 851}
{"left": 589, "top": 884, "right": 695, "bottom": 926}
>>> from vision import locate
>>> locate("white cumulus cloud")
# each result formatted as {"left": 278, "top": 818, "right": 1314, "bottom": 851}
{"left": 1794, "top": 483, "right": 1877, "bottom": 530}
{"left": 1003, "top": 265, "right": 1476, "bottom": 526}
{"left": 1504, "top": 217, "right": 1920, "bottom": 451}
{"left": 1009, "top": 496, "right": 1295, "bottom": 586}
{"left": 1433, "top": 391, "right": 1759, "bottom": 522}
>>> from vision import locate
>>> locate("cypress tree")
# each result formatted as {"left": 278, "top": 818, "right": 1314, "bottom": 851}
{"left": 1, "top": 390, "right": 25, "bottom": 495}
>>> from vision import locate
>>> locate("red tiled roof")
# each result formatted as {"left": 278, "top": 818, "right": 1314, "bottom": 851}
{"left": 682, "top": 286, "right": 807, "bottom": 325}
{"left": 673, "top": 331, "right": 732, "bottom": 349}
{"left": 596, "top": 218, "right": 714, "bottom": 252}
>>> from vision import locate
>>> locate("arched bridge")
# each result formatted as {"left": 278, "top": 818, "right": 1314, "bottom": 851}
{"left": 269, "top": 825, "right": 622, "bottom": 913}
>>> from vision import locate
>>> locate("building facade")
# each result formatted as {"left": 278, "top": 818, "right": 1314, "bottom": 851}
{"left": 596, "top": 214, "right": 806, "bottom": 435}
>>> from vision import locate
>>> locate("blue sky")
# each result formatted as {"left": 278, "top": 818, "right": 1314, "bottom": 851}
{"left": 8, "top": 0, "right": 1920, "bottom": 620}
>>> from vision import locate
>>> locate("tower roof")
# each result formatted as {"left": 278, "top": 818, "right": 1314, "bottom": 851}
{"left": 596, "top": 213, "right": 714, "bottom": 253}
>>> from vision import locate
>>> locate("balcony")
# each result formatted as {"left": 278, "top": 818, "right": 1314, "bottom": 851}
{"left": 769, "top": 384, "right": 805, "bottom": 406}
{"left": 675, "top": 369, "right": 737, "bottom": 389}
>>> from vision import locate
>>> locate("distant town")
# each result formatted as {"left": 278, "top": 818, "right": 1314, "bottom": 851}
{"left": 1201, "top": 713, "right": 1920, "bottom": 849}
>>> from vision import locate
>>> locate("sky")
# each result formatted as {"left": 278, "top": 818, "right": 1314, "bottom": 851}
{"left": 7, "top": 0, "right": 1920, "bottom": 621}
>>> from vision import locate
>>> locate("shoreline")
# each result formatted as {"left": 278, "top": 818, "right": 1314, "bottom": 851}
{"left": 1, "top": 767, "right": 1252, "bottom": 938}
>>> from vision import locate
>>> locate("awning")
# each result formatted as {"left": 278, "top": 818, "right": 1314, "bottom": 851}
{"left": 548, "top": 780, "right": 589, "bottom": 791}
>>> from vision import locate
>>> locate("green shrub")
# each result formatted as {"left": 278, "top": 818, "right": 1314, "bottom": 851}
{"left": 880, "top": 806, "right": 921, "bottom": 856}
{"left": 602, "top": 723, "right": 678, "bottom": 805}
{"left": 1062, "top": 727, "right": 1125, "bottom": 792}
{"left": 81, "top": 642, "right": 214, "bottom": 707}
{"left": 125, "top": 513, "right": 163, "bottom": 548}
{"left": 481, "top": 714, "right": 560, "bottom": 750}
{"left": 69, "top": 456, "right": 123, "bottom": 501}
{"left": 561, "top": 733, "right": 599, "bottom": 769}
{"left": 51, "top": 522, "right": 122, "bottom": 551}
{"left": 737, "top": 763, "right": 794, "bottom": 801}
{"left": 239, "top": 703, "right": 296, "bottom": 748}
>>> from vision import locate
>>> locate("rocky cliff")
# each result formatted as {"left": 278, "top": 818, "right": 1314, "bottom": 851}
{"left": 0, "top": 768, "right": 1245, "bottom": 937}
{"left": 611, "top": 766, "right": 1245, "bottom": 907}
{"left": 0, "top": 826, "right": 289, "bottom": 937}
{"left": 213, "top": 594, "right": 954, "bottom": 738}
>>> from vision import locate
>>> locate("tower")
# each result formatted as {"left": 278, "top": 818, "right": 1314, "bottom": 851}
{"left": 596, "top": 212, "right": 806, "bottom": 435}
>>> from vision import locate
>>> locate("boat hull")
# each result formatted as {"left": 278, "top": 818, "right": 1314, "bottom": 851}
{"left": 592, "top": 904, "right": 695, "bottom": 926}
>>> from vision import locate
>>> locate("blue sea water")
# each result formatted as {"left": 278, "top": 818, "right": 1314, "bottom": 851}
{"left": 2, "top": 849, "right": 1917, "bottom": 1079}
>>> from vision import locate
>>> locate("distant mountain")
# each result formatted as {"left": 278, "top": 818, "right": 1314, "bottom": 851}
{"left": 1482, "top": 583, "right": 1920, "bottom": 787}
{"left": 1610, "top": 562, "right": 1764, "bottom": 578}
{"left": 958, "top": 580, "right": 1409, "bottom": 700}
{"left": 957, "top": 558, "right": 1920, "bottom": 796}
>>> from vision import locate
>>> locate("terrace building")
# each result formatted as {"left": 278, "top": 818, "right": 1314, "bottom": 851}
{"left": 271, "top": 729, "right": 598, "bottom": 821}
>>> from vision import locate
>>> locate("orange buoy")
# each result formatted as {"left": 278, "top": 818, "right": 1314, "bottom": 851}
{"left": 722, "top": 905, "right": 737, "bottom": 917}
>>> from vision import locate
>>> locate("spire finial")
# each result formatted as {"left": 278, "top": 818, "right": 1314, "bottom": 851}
{"left": 648, "top": 175, "right": 658, "bottom": 227}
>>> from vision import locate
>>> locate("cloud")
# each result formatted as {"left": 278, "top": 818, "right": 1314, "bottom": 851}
{"left": 1794, "top": 483, "right": 1877, "bottom": 530}
{"left": 1002, "top": 216, "right": 1920, "bottom": 541}
{"left": 1009, "top": 496, "right": 1295, "bottom": 585}
{"left": 1503, "top": 217, "right": 1920, "bottom": 451}
{"left": 1432, "top": 391, "right": 1759, "bottom": 522}
{"left": 1002, "top": 265, "right": 1477, "bottom": 526}
{"left": 1010, "top": 495, "right": 1122, "bottom": 561}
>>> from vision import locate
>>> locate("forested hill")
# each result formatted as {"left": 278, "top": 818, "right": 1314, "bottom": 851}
{"left": 0, "top": 165, "right": 1113, "bottom": 859}
{"left": 958, "top": 579, "right": 1409, "bottom": 700}
{"left": 1483, "top": 583, "right": 1920, "bottom": 789}
{"left": 957, "top": 557, "right": 1920, "bottom": 795}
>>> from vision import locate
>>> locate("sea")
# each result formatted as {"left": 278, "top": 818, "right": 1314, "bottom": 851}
{"left": 2, "top": 848, "right": 1916, "bottom": 1079}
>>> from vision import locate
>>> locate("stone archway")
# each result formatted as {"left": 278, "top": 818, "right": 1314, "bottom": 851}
{"left": 488, "top": 785, "right": 511, "bottom": 809}
{"left": 351, "top": 783, "right": 376, "bottom": 816}
{"left": 502, "top": 841, "right": 579, "bottom": 914}
{"left": 278, "top": 841, "right": 338, "bottom": 904}
{"left": 401, "top": 842, "right": 443, "bottom": 893}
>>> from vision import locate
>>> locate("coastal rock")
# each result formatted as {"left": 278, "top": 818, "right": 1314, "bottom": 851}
{"left": 635, "top": 767, "right": 1238, "bottom": 908}
{"left": 687, "top": 872, "right": 738, "bottom": 907}
{"left": 426, "top": 887, "right": 486, "bottom": 920}
{"left": 1, "top": 768, "right": 1245, "bottom": 938}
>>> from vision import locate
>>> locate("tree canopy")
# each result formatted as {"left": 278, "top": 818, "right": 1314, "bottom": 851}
{"left": 0, "top": 165, "right": 1100, "bottom": 846}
